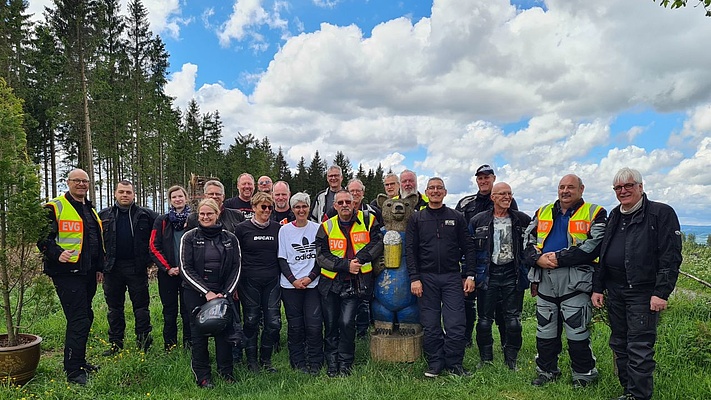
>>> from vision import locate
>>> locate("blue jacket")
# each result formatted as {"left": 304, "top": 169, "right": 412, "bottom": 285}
{"left": 468, "top": 209, "right": 531, "bottom": 291}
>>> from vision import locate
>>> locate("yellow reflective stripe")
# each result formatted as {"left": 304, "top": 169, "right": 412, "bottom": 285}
{"left": 320, "top": 211, "right": 374, "bottom": 279}
{"left": 47, "top": 196, "right": 84, "bottom": 263}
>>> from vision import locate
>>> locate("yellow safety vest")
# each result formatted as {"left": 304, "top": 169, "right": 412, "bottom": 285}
{"left": 46, "top": 195, "right": 102, "bottom": 263}
{"left": 536, "top": 202, "right": 602, "bottom": 259}
{"left": 321, "top": 210, "right": 375, "bottom": 279}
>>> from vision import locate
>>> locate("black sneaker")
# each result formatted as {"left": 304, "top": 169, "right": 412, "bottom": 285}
{"left": 138, "top": 335, "right": 153, "bottom": 353}
{"left": 198, "top": 378, "right": 214, "bottom": 389}
{"left": 101, "top": 343, "right": 122, "bottom": 357}
{"left": 447, "top": 365, "right": 472, "bottom": 377}
{"left": 67, "top": 370, "right": 88, "bottom": 385}
{"left": 572, "top": 378, "right": 594, "bottom": 389}
{"left": 505, "top": 359, "right": 519, "bottom": 371}
{"left": 424, "top": 368, "right": 440, "bottom": 378}
{"left": 82, "top": 363, "right": 100, "bottom": 373}
{"left": 247, "top": 361, "right": 260, "bottom": 373}
{"left": 611, "top": 394, "right": 637, "bottom": 400}
{"left": 476, "top": 360, "right": 494, "bottom": 369}
{"left": 531, "top": 372, "right": 560, "bottom": 386}
{"left": 339, "top": 366, "right": 352, "bottom": 377}
{"left": 261, "top": 360, "right": 278, "bottom": 373}
{"left": 326, "top": 367, "right": 339, "bottom": 378}
{"left": 307, "top": 364, "right": 321, "bottom": 376}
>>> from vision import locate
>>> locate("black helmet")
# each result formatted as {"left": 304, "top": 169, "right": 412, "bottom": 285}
{"left": 193, "top": 298, "right": 231, "bottom": 336}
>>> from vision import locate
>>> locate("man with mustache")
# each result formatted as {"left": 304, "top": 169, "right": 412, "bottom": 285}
{"left": 524, "top": 174, "right": 606, "bottom": 389}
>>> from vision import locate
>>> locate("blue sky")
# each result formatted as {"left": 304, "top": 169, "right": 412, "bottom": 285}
{"left": 27, "top": 0, "right": 711, "bottom": 225}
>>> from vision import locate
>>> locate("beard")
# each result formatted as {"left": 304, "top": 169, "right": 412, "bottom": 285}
{"left": 400, "top": 187, "right": 417, "bottom": 198}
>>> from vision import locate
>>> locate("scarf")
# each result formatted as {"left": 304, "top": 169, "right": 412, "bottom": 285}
{"left": 168, "top": 205, "right": 191, "bottom": 231}
{"left": 620, "top": 197, "right": 644, "bottom": 215}
{"left": 251, "top": 217, "right": 271, "bottom": 229}
{"left": 200, "top": 223, "right": 223, "bottom": 238}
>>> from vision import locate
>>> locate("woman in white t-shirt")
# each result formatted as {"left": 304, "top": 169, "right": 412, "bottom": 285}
{"left": 278, "top": 192, "right": 324, "bottom": 375}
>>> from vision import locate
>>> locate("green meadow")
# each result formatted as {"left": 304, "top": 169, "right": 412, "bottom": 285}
{"left": 2, "top": 243, "right": 710, "bottom": 400}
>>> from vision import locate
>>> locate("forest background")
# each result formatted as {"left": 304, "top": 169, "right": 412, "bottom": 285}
{"left": 1, "top": 0, "right": 386, "bottom": 213}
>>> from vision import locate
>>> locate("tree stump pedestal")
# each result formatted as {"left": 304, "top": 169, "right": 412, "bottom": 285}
{"left": 370, "top": 331, "right": 423, "bottom": 363}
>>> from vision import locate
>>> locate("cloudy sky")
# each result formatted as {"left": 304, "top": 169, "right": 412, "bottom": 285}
{"left": 27, "top": 0, "right": 711, "bottom": 225}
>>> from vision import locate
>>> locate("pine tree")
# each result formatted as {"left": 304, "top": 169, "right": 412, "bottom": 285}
{"left": 274, "top": 147, "right": 292, "bottom": 183}
{"left": 307, "top": 151, "right": 327, "bottom": 197}
{"left": 333, "top": 151, "right": 353, "bottom": 184}
{"left": 293, "top": 156, "right": 308, "bottom": 194}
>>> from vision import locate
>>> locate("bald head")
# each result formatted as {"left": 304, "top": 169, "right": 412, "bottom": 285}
{"left": 558, "top": 174, "right": 584, "bottom": 211}
{"left": 67, "top": 169, "right": 90, "bottom": 202}
{"left": 491, "top": 182, "right": 513, "bottom": 214}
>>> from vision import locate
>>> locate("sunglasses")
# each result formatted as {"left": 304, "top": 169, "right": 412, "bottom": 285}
{"left": 336, "top": 200, "right": 352, "bottom": 206}
{"left": 259, "top": 204, "right": 273, "bottom": 211}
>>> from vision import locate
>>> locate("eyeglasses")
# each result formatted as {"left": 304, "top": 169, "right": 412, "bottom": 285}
{"left": 426, "top": 185, "right": 445, "bottom": 191}
{"left": 68, "top": 178, "right": 90, "bottom": 184}
{"left": 613, "top": 182, "right": 638, "bottom": 192}
{"left": 258, "top": 180, "right": 272, "bottom": 185}
{"left": 336, "top": 200, "right": 352, "bottom": 205}
{"left": 327, "top": 174, "right": 341, "bottom": 179}
{"left": 205, "top": 192, "right": 224, "bottom": 197}
{"left": 492, "top": 191, "right": 513, "bottom": 197}
{"left": 259, "top": 204, "right": 273, "bottom": 210}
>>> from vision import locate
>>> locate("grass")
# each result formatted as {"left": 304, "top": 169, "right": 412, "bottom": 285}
{"left": 2, "top": 251, "right": 710, "bottom": 399}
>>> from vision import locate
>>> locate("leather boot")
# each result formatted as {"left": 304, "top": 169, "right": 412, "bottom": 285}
{"left": 260, "top": 346, "right": 277, "bottom": 373}
{"left": 245, "top": 347, "right": 259, "bottom": 372}
{"left": 504, "top": 345, "right": 519, "bottom": 371}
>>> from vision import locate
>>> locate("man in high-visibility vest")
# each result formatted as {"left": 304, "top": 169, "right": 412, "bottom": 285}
{"left": 524, "top": 174, "right": 607, "bottom": 389}
{"left": 315, "top": 190, "right": 383, "bottom": 377}
{"left": 37, "top": 169, "right": 104, "bottom": 385}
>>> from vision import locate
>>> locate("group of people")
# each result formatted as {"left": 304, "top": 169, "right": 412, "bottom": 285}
{"left": 38, "top": 164, "right": 682, "bottom": 400}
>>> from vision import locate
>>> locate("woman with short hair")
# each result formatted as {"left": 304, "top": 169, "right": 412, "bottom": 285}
{"left": 278, "top": 192, "right": 323, "bottom": 375}
{"left": 235, "top": 191, "right": 282, "bottom": 372}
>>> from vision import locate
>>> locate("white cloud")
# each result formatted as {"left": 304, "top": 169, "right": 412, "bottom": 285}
{"left": 141, "top": 0, "right": 186, "bottom": 39}
{"left": 313, "top": 0, "right": 340, "bottom": 8}
{"left": 167, "top": 0, "right": 711, "bottom": 224}
{"left": 217, "top": 0, "right": 289, "bottom": 49}
{"left": 164, "top": 63, "right": 198, "bottom": 109}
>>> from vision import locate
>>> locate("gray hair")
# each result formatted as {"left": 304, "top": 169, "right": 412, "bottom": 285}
{"left": 383, "top": 172, "right": 399, "bottom": 183}
{"left": 327, "top": 165, "right": 342, "bottom": 175}
{"left": 290, "top": 192, "right": 311, "bottom": 208}
{"left": 427, "top": 177, "right": 446, "bottom": 190}
{"left": 613, "top": 167, "right": 643, "bottom": 185}
{"left": 204, "top": 180, "right": 224, "bottom": 194}
{"left": 347, "top": 178, "right": 365, "bottom": 191}
{"left": 400, "top": 169, "right": 416, "bottom": 179}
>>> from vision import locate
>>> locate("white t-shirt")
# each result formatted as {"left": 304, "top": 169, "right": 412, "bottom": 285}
{"left": 278, "top": 221, "right": 320, "bottom": 289}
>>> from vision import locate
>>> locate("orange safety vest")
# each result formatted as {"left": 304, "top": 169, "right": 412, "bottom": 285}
{"left": 536, "top": 202, "right": 602, "bottom": 260}
{"left": 321, "top": 210, "right": 375, "bottom": 279}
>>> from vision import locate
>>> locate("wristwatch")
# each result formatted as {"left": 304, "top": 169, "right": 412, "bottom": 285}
{"left": 466, "top": 276, "right": 476, "bottom": 281}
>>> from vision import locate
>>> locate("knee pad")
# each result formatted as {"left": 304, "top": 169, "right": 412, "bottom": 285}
{"left": 561, "top": 302, "right": 591, "bottom": 341}
{"left": 505, "top": 317, "right": 522, "bottom": 334}
{"left": 476, "top": 317, "right": 493, "bottom": 333}
{"left": 535, "top": 301, "right": 559, "bottom": 340}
